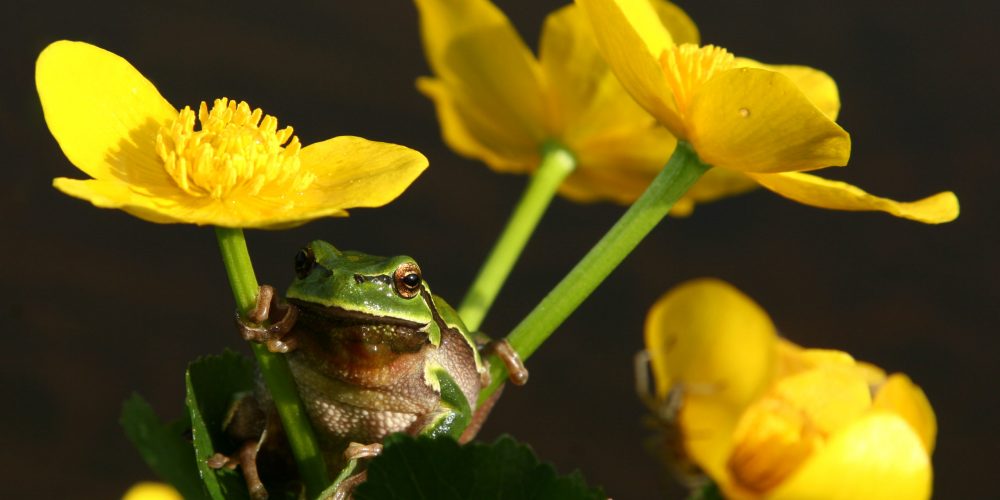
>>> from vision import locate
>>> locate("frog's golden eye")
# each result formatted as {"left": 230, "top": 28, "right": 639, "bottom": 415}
{"left": 393, "top": 262, "right": 422, "bottom": 298}
{"left": 294, "top": 247, "right": 316, "bottom": 279}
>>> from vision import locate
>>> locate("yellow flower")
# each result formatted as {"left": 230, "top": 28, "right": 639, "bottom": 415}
{"left": 37, "top": 41, "right": 428, "bottom": 228}
{"left": 416, "top": 0, "right": 755, "bottom": 208}
{"left": 576, "top": 0, "right": 958, "bottom": 223}
{"left": 122, "top": 482, "right": 182, "bottom": 500}
{"left": 644, "top": 279, "right": 936, "bottom": 499}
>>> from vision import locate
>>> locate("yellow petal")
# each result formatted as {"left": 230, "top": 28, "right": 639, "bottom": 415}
{"left": 539, "top": 4, "right": 607, "bottom": 134}
{"left": 728, "top": 397, "right": 826, "bottom": 495}
{"left": 770, "top": 412, "right": 932, "bottom": 500}
{"left": 679, "top": 394, "right": 742, "bottom": 489}
{"left": 651, "top": 0, "right": 699, "bottom": 45}
{"left": 416, "top": 77, "right": 533, "bottom": 173}
{"left": 415, "top": 0, "right": 547, "bottom": 164}
{"left": 538, "top": 6, "right": 677, "bottom": 203}
{"left": 645, "top": 278, "right": 777, "bottom": 408}
{"left": 54, "top": 177, "right": 309, "bottom": 228}
{"left": 671, "top": 197, "right": 696, "bottom": 217}
{"left": 122, "top": 482, "right": 182, "bottom": 500}
{"left": 735, "top": 58, "right": 841, "bottom": 120}
{"left": 298, "top": 136, "right": 429, "bottom": 210}
{"left": 36, "top": 41, "right": 177, "bottom": 185}
{"left": 749, "top": 171, "right": 960, "bottom": 223}
{"left": 53, "top": 178, "right": 182, "bottom": 224}
{"left": 560, "top": 125, "right": 676, "bottom": 204}
{"left": 872, "top": 374, "right": 937, "bottom": 454}
{"left": 858, "top": 360, "right": 888, "bottom": 382}
{"left": 769, "top": 364, "right": 872, "bottom": 435}
{"left": 539, "top": 4, "right": 646, "bottom": 141}
{"left": 575, "top": 0, "right": 683, "bottom": 133}
{"left": 688, "top": 67, "right": 851, "bottom": 173}
{"left": 672, "top": 168, "right": 759, "bottom": 216}
{"left": 539, "top": 2, "right": 694, "bottom": 146}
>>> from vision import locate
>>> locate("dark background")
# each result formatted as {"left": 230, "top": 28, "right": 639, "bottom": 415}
{"left": 2, "top": 0, "right": 996, "bottom": 498}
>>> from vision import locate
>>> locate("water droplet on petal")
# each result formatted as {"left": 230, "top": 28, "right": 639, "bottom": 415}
{"left": 739, "top": 108, "right": 751, "bottom": 118}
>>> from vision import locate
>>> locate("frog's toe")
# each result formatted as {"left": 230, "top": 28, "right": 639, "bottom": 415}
{"left": 250, "top": 285, "right": 277, "bottom": 323}
{"left": 332, "top": 471, "right": 368, "bottom": 500}
{"left": 237, "top": 314, "right": 270, "bottom": 342}
{"left": 486, "top": 339, "right": 529, "bottom": 386}
{"left": 207, "top": 441, "right": 268, "bottom": 500}
{"left": 265, "top": 335, "right": 298, "bottom": 354}
{"left": 344, "top": 442, "right": 383, "bottom": 460}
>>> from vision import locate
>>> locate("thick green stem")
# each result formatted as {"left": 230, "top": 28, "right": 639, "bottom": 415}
{"left": 458, "top": 142, "right": 576, "bottom": 331}
{"left": 478, "top": 142, "right": 710, "bottom": 405}
{"left": 214, "top": 227, "right": 329, "bottom": 497}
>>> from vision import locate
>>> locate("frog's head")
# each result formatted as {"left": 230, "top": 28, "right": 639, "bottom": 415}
{"left": 285, "top": 240, "right": 444, "bottom": 345}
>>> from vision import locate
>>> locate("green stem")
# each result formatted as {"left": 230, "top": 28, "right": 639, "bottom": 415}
{"left": 479, "top": 142, "right": 710, "bottom": 405}
{"left": 458, "top": 142, "right": 576, "bottom": 331}
{"left": 214, "top": 227, "right": 329, "bottom": 498}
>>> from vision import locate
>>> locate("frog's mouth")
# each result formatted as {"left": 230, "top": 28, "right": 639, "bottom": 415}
{"left": 288, "top": 299, "right": 430, "bottom": 355}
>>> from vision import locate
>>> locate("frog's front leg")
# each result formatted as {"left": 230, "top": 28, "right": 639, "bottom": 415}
{"left": 238, "top": 284, "right": 300, "bottom": 353}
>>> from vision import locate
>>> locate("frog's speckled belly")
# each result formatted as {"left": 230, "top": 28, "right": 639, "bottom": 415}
{"left": 265, "top": 328, "right": 484, "bottom": 457}
{"left": 286, "top": 359, "right": 435, "bottom": 448}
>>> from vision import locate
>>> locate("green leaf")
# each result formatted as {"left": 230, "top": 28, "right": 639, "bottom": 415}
{"left": 354, "top": 434, "right": 605, "bottom": 500}
{"left": 185, "top": 350, "right": 256, "bottom": 500}
{"left": 121, "top": 394, "right": 206, "bottom": 500}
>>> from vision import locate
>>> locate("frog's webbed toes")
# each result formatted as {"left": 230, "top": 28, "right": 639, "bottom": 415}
{"left": 484, "top": 339, "right": 529, "bottom": 386}
{"left": 237, "top": 285, "right": 300, "bottom": 353}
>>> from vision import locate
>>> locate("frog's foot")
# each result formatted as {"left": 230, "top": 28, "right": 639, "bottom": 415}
{"left": 483, "top": 339, "right": 528, "bottom": 386}
{"left": 238, "top": 285, "right": 300, "bottom": 353}
{"left": 324, "top": 443, "right": 382, "bottom": 500}
{"left": 208, "top": 440, "right": 269, "bottom": 500}
{"left": 331, "top": 471, "right": 369, "bottom": 500}
{"left": 344, "top": 442, "right": 383, "bottom": 460}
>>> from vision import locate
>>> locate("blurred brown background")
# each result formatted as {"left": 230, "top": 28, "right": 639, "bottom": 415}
{"left": 1, "top": 0, "right": 996, "bottom": 497}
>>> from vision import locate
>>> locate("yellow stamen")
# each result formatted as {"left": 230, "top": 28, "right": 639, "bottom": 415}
{"left": 155, "top": 98, "right": 314, "bottom": 200}
{"left": 660, "top": 44, "right": 736, "bottom": 120}
{"left": 727, "top": 397, "right": 825, "bottom": 493}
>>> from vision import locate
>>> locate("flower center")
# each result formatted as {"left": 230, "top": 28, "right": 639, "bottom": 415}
{"left": 660, "top": 44, "right": 736, "bottom": 120}
{"left": 155, "top": 98, "right": 314, "bottom": 200}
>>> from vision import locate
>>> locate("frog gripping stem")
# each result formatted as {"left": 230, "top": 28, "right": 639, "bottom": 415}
{"left": 486, "top": 339, "right": 529, "bottom": 386}
{"left": 237, "top": 285, "right": 300, "bottom": 353}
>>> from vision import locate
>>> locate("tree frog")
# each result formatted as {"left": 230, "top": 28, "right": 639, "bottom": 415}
{"left": 218, "top": 240, "right": 527, "bottom": 498}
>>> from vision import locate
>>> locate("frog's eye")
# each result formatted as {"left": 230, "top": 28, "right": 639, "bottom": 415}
{"left": 393, "top": 262, "right": 422, "bottom": 298}
{"left": 294, "top": 247, "right": 316, "bottom": 279}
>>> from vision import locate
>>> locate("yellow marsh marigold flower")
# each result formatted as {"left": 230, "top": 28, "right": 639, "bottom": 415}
{"left": 122, "top": 482, "right": 182, "bottom": 500}
{"left": 415, "top": 0, "right": 756, "bottom": 211}
{"left": 642, "top": 279, "right": 936, "bottom": 499}
{"left": 37, "top": 41, "right": 428, "bottom": 228}
{"left": 577, "top": 0, "right": 958, "bottom": 223}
